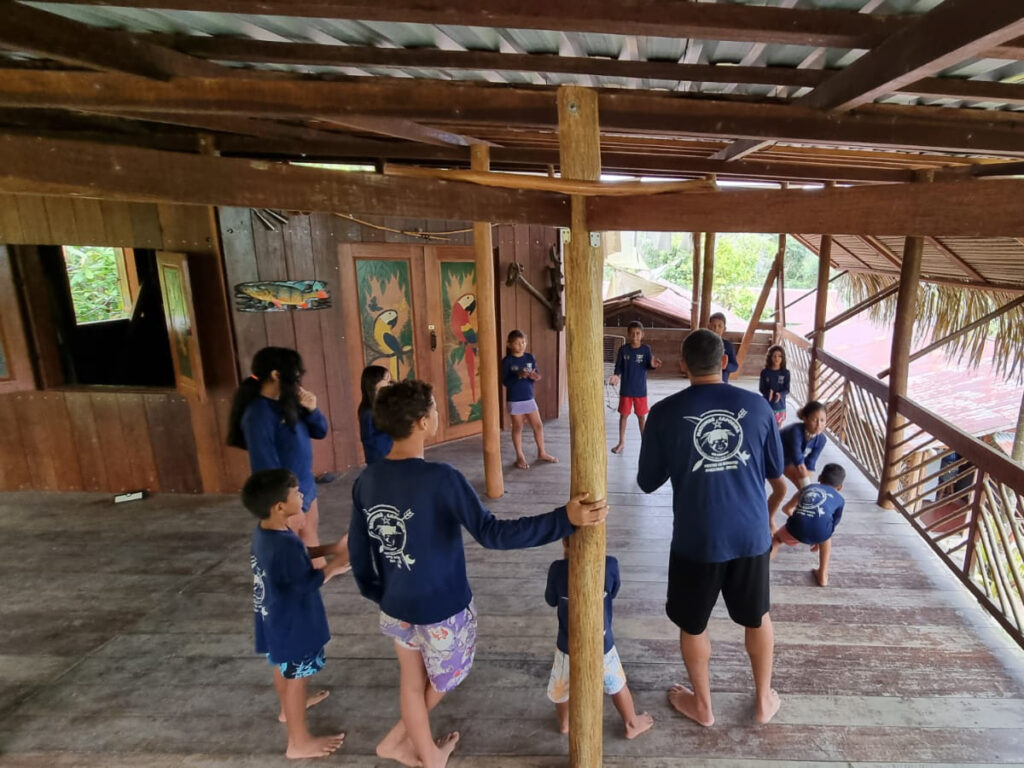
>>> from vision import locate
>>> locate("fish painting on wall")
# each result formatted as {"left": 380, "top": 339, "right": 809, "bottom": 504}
{"left": 234, "top": 280, "right": 331, "bottom": 311}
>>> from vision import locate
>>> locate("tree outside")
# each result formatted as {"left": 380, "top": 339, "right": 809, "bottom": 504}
{"left": 62, "top": 246, "right": 130, "bottom": 324}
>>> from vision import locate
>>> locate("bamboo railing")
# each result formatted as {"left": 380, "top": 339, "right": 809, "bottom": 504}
{"left": 781, "top": 328, "right": 1024, "bottom": 649}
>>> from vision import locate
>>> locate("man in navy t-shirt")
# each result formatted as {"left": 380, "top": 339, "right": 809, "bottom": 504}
{"left": 772, "top": 463, "right": 845, "bottom": 587}
{"left": 638, "top": 329, "right": 787, "bottom": 728}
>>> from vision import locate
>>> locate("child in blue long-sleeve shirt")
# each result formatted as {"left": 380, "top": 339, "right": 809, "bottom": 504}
{"left": 357, "top": 364, "right": 393, "bottom": 464}
{"left": 772, "top": 463, "right": 846, "bottom": 587}
{"left": 609, "top": 321, "right": 662, "bottom": 455}
{"left": 708, "top": 313, "right": 739, "bottom": 382}
{"left": 780, "top": 401, "right": 828, "bottom": 493}
{"left": 759, "top": 345, "right": 791, "bottom": 427}
{"left": 349, "top": 379, "right": 608, "bottom": 768}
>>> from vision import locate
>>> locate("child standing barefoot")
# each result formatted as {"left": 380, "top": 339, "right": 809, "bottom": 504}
{"left": 349, "top": 380, "right": 608, "bottom": 768}
{"left": 545, "top": 538, "right": 654, "bottom": 739}
{"left": 609, "top": 321, "right": 662, "bottom": 455}
{"left": 759, "top": 345, "right": 791, "bottom": 428}
{"left": 243, "top": 469, "right": 351, "bottom": 759}
{"left": 772, "top": 463, "right": 846, "bottom": 587}
{"left": 501, "top": 330, "right": 557, "bottom": 469}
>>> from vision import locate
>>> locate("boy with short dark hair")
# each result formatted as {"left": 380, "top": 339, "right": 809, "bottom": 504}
{"left": 609, "top": 321, "right": 662, "bottom": 454}
{"left": 350, "top": 379, "right": 608, "bottom": 768}
{"left": 243, "top": 468, "right": 351, "bottom": 760}
{"left": 707, "top": 312, "right": 739, "bottom": 382}
{"left": 772, "top": 463, "right": 846, "bottom": 587}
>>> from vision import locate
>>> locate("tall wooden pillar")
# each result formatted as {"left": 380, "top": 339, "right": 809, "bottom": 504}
{"left": 808, "top": 234, "right": 833, "bottom": 403}
{"left": 1012, "top": 389, "right": 1024, "bottom": 464}
{"left": 691, "top": 232, "right": 702, "bottom": 329}
{"left": 878, "top": 236, "right": 924, "bottom": 508}
{"left": 557, "top": 85, "right": 606, "bottom": 768}
{"left": 699, "top": 232, "right": 716, "bottom": 328}
{"left": 471, "top": 145, "right": 504, "bottom": 499}
{"left": 775, "top": 233, "right": 787, "bottom": 338}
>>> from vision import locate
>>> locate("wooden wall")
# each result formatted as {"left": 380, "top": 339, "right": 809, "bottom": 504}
{"left": 0, "top": 194, "right": 248, "bottom": 494}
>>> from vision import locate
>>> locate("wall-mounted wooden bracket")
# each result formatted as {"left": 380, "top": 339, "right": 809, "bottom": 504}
{"left": 504, "top": 245, "right": 565, "bottom": 331}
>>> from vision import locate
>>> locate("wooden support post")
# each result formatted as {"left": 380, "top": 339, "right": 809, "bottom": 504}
{"left": 775, "top": 233, "right": 787, "bottom": 341}
{"left": 878, "top": 235, "right": 924, "bottom": 508}
{"left": 737, "top": 255, "right": 781, "bottom": 368}
{"left": 557, "top": 85, "right": 606, "bottom": 768}
{"left": 691, "top": 232, "right": 702, "bottom": 329}
{"left": 471, "top": 144, "right": 504, "bottom": 499}
{"left": 808, "top": 234, "right": 833, "bottom": 403}
{"left": 1013, "top": 389, "right": 1024, "bottom": 464}
{"left": 699, "top": 232, "right": 716, "bottom": 329}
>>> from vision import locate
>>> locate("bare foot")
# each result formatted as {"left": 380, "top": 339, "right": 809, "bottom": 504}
{"left": 538, "top": 453, "right": 559, "bottom": 463}
{"left": 430, "top": 731, "right": 460, "bottom": 768}
{"left": 278, "top": 689, "right": 330, "bottom": 722}
{"left": 754, "top": 689, "right": 781, "bottom": 724}
{"left": 610, "top": 444, "right": 624, "bottom": 455}
{"left": 376, "top": 734, "right": 422, "bottom": 767}
{"left": 812, "top": 567, "right": 828, "bottom": 587}
{"left": 624, "top": 711, "right": 654, "bottom": 739}
{"left": 515, "top": 457, "right": 530, "bottom": 470}
{"left": 557, "top": 717, "right": 569, "bottom": 735}
{"left": 286, "top": 733, "right": 345, "bottom": 759}
{"left": 667, "top": 684, "right": 714, "bottom": 727}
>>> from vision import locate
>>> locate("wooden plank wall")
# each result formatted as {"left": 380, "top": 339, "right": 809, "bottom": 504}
{"left": 0, "top": 194, "right": 247, "bottom": 494}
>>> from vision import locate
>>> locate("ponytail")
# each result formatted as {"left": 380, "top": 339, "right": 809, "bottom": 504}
{"left": 227, "top": 347, "right": 306, "bottom": 448}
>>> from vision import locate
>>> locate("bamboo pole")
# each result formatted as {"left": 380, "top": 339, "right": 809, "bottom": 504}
{"left": 1013, "top": 389, "right": 1024, "bottom": 464}
{"left": 699, "top": 232, "right": 716, "bottom": 329}
{"left": 804, "top": 282, "right": 900, "bottom": 338}
{"left": 736, "top": 258, "right": 781, "bottom": 368}
{"left": 878, "top": 235, "right": 924, "bottom": 508}
{"left": 691, "top": 232, "right": 702, "bottom": 329}
{"left": 557, "top": 85, "right": 607, "bottom": 768}
{"left": 470, "top": 145, "right": 504, "bottom": 499}
{"left": 808, "top": 234, "right": 833, "bottom": 403}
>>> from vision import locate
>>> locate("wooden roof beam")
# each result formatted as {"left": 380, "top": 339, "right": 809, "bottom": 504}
{"left": 0, "top": 133, "right": 568, "bottom": 224}
{"left": 4, "top": 73, "right": 1024, "bottom": 157}
{"left": 312, "top": 116, "right": 486, "bottom": 147}
{"left": 858, "top": 235, "right": 903, "bottom": 268}
{"left": 39, "top": 1, "right": 909, "bottom": 49}
{"left": 799, "top": 0, "right": 1024, "bottom": 111}
{"left": 0, "top": 0, "right": 228, "bottom": 80}
{"left": 586, "top": 180, "right": 1024, "bottom": 237}
{"left": 925, "top": 236, "right": 988, "bottom": 282}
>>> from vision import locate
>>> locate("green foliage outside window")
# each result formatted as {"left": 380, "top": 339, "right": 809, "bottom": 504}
{"left": 62, "top": 246, "right": 130, "bottom": 324}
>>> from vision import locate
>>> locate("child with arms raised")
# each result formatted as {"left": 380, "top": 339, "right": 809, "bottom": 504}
{"left": 772, "top": 463, "right": 846, "bottom": 587}
{"left": 358, "top": 364, "right": 393, "bottom": 464}
{"left": 243, "top": 469, "right": 351, "bottom": 759}
{"left": 545, "top": 538, "right": 653, "bottom": 739}
{"left": 609, "top": 321, "right": 662, "bottom": 454}
{"left": 349, "top": 380, "right": 608, "bottom": 768}
{"left": 502, "top": 329, "right": 557, "bottom": 469}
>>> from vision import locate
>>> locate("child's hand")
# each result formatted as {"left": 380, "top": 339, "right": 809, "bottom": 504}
{"left": 651, "top": 357, "right": 663, "bottom": 369}
{"left": 298, "top": 387, "right": 317, "bottom": 411}
{"left": 529, "top": 371, "right": 541, "bottom": 380}
{"left": 518, "top": 369, "right": 530, "bottom": 379}
{"left": 609, "top": 375, "right": 619, "bottom": 386}
{"left": 566, "top": 493, "right": 609, "bottom": 527}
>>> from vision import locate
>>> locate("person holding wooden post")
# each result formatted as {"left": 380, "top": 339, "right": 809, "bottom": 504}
{"left": 638, "top": 329, "right": 788, "bottom": 727}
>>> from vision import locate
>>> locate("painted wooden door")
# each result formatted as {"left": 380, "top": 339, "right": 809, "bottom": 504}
{"left": 155, "top": 251, "right": 206, "bottom": 400}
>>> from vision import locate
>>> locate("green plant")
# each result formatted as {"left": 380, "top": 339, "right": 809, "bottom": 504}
{"left": 62, "top": 246, "right": 129, "bottom": 324}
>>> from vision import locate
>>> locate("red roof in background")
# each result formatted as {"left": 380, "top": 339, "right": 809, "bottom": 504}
{"left": 781, "top": 288, "right": 1022, "bottom": 439}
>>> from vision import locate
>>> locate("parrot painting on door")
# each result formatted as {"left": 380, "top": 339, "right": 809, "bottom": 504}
{"left": 373, "top": 308, "right": 412, "bottom": 381}
{"left": 450, "top": 293, "right": 478, "bottom": 400}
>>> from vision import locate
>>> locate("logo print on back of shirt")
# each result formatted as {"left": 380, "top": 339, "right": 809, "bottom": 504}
{"left": 364, "top": 504, "right": 416, "bottom": 570}
{"left": 795, "top": 486, "right": 829, "bottom": 518}
{"left": 685, "top": 408, "right": 751, "bottom": 473}
{"left": 251, "top": 554, "right": 268, "bottom": 617}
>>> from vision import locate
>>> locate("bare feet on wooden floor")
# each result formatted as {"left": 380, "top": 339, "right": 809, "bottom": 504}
{"left": 754, "top": 688, "right": 782, "bottom": 724}
{"left": 557, "top": 715, "right": 569, "bottom": 734}
{"left": 515, "top": 457, "right": 530, "bottom": 470}
{"left": 812, "top": 567, "right": 828, "bottom": 587}
{"left": 427, "top": 731, "right": 460, "bottom": 768}
{"left": 538, "top": 453, "right": 559, "bottom": 463}
{"left": 610, "top": 444, "right": 624, "bottom": 455}
{"left": 285, "top": 732, "right": 345, "bottom": 760}
{"left": 667, "top": 684, "right": 714, "bottom": 727}
{"left": 376, "top": 733, "right": 421, "bottom": 767}
{"left": 624, "top": 711, "right": 654, "bottom": 739}
{"left": 278, "top": 689, "right": 329, "bottom": 722}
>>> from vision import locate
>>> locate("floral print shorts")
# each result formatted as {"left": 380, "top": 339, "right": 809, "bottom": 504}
{"left": 546, "top": 645, "right": 626, "bottom": 703}
{"left": 267, "top": 646, "right": 326, "bottom": 680}
{"left": 380, "top": 601, "right": 477, "bottom": 693}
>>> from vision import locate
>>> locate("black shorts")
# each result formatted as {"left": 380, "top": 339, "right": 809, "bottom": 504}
{"left": 666, "top": 549, "right": 771, "bottom": 635}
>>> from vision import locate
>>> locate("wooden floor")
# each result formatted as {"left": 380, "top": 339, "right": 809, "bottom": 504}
{"left": 2, "top": 377, "right": 1024, "bottom": 767}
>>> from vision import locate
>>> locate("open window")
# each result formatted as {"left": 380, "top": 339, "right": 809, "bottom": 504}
{"left": 61, "top": 245, "right": 137, "bottom": 325}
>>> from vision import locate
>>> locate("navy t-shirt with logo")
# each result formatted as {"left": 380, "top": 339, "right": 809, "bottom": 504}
{"left": 780, "top": 423, "right": 827, "bottom": 471}
{"left": 759, "top": 368, "right": 791, "bottom": 413}
{"left": 637, "top": 383, "right": 784, "bottom": 562}
{"left": 785, "top": 483, "right": 845, "bottom": 545}
{"left": 614, "top": 343, "right": 655, "bottom": 398}
{"left": 501, "top": 353, "right": 538, "bottom": 402}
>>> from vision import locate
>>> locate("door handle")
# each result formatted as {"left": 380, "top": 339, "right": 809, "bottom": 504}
{"left": 428, "top": 324, "right": 437, "bottom": 351}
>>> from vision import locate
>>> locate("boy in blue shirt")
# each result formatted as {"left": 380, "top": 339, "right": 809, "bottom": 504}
{"left": 545, "top": 538, "right": 654, "bottom": 739}
{"left": 349, "top": 379, "right": 608, "bottom": 768}
{"left": 772, "top": 463, "right": 846, "bottom": 587}
{"left": 243, "top": 469, "right": 351, "bottom": 760}
{"left": 708, "top": 313, "right": 739, "bottom": 382}
{"left": 609, "top": 321, "right": 663, "bottom": 455}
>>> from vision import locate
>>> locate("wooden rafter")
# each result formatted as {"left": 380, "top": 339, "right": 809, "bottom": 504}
{"left": 799, "top": 0, "right": 1024, "bottom": 110}
{"left": 926, "top": 236, "right": 987, "bottom": 282}
{"left": 36, "top": 1, "right": 908, "bottom": 49}
{"left": 313, "top": 116, "right": 485, "bottom": 147}
{"left": 859, "top": 235, "right": 903, "bottom": 268}
{"left": 3, "top": 73, "right": 1024, "bottom": 156}
{"left": 805, "top": 281, "right": 901, "bottom": 337}
{"left": 0, "top": 0, "right": 227, "bottom": 80}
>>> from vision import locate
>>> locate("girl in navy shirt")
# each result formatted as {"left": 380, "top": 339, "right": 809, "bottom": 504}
{"left": 501, "top": 329, "right": 557, "bottom": 469}
{"left": 357, "top": 365, "right": 393, "bottom": 464}
{"left": 759, "top": 345, "right": 791, "bottom": 427}
{"left": 780, "top": 401, "right": 828, "bottom": 491}
{"left": 228, "top": 347, "right": 329, "bottom": 556}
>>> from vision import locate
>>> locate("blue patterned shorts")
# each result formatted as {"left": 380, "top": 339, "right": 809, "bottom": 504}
{"left": 380, "top": 602, "right": 477, "bottom": 693}
{"left": 267, "top": 647, "right": 326, "bottom": 680}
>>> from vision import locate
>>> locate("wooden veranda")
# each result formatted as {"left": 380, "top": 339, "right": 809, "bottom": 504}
{"left": 1, "top": 1, "right": 1024, "bottom": 765}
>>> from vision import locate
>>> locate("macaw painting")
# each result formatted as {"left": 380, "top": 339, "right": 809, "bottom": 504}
{"left": 355, "top": 259, "right": 415, "bottom": 381}
{"left": 441, "top": 262, "right": 482, "bottom": 426}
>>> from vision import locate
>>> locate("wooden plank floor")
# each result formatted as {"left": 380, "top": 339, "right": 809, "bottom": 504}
{"left": 2, "top": 377, "right": 1024, "bottom": 767}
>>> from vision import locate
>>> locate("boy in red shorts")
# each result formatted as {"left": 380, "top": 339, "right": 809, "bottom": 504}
{"left": 610, "top": 321, "right": 662, "bottom": 454}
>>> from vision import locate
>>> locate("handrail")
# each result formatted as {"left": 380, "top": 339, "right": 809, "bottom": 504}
{"left": 816, "top": 349, "right": 890, "bottom": 401}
